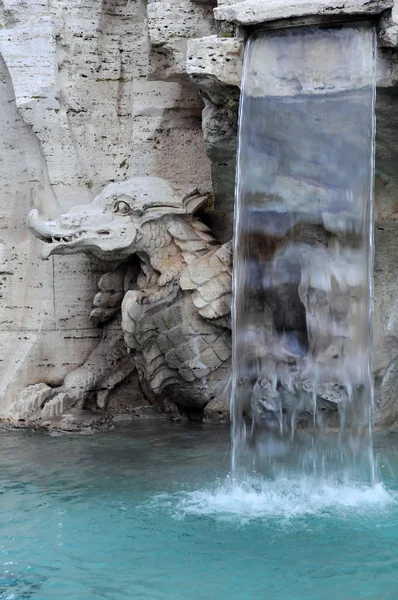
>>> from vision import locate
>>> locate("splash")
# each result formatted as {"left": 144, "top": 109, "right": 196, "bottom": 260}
{"left": 150, "top": 476, "right": 395, "bottom": 524}
{"left": 231, "top": 24, "right": 376, "bottom": 482}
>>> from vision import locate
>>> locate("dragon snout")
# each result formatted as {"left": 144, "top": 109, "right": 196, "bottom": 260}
{"left": 27, "top": 204, "right": 135, "bottom": 261}
{"left": 27, "top": 209, "right": 87, "bottom": 244}
{"left": 27, "top": 209, "right": 55, "bottom": 241}
{"left": 59, "top": 214, "right": 82, "bottom": 228}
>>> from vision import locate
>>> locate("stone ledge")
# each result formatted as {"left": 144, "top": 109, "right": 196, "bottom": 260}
{"left": 187, "top": 35, "right": 244, "bottom": 88}
{"left": 187, "top": 34, "right": 398, "bottom": 90}
{"left": 214, "top": 0, "right": 394, "bottom": 26}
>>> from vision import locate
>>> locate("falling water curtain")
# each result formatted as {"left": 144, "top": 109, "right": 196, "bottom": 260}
{"left": 232, "top": 23, "right": 376, "bottom": 478}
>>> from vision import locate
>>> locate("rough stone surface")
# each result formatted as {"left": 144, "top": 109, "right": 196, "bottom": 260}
{"left": 214, "top": 0, "right": 394, "bottom": 26}
{"left": 148, "top": 1, "right": 215, "bottom": 46}
{"left": 187, "top": 36, "right": 242, "bottom": 209}
{"left": 3, "top": 0, "right": 398, "bottom": 430}
{"left": 0, "top": 0, "right": 211, "bottom": 421}
{"left": 379, "top": 5, "right": 398, "bottom": 46}
{"left": 203, "top": 396, "right": 230, "bottom": 422}
{"left": 147, "top": 0, "right": 217, "bottom": 81}
{"left": 373, "top": 217, "right": 398, "bottom": 427}
{"left": 187, "top": 36, "right": 243, "bottom": 89}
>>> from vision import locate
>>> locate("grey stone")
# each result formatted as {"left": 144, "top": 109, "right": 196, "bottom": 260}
{"left": 203, "top": 396, "right": 230, "bottom": 422}
{"left": 0, "top": 0, "right": 212, "bottom": 425}
{"left": 187, "top": 36, "right": 244, "bottom": 89}
{"left": 5, "top": 0, "right": 398, "bottom": 433}
{"left": 214, "top": 0, "right": 393, "bottom": 26}
{"left": 148, "top": 1, "right": 216, "bottom": 46}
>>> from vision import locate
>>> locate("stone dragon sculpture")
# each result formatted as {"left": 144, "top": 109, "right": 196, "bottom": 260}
{"left": 18, "top": 178, "right": 232, "bottom": 424}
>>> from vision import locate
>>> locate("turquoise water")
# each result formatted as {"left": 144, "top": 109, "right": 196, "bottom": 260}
{"left": 1, "top": 424, "right": 398, "bottom": 599}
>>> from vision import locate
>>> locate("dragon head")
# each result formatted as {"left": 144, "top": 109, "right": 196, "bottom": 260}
{"left": 27, "top": 177, "right": 209, "bottom": 261}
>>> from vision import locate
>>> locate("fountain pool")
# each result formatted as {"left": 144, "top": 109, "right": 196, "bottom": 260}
{"left": 0, "top": 423, "right": 397, "bottom": 600}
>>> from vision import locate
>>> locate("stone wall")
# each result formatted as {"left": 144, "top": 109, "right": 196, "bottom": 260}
{"left": 2, "top": 0, "right": 398, "bottom": 425}
{"left": 0, "top": 0, "right": 211, "bottom": 417}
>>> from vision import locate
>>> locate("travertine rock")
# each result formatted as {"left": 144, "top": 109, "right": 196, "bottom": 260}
{"left": 148, "top": 1, "right": 215, "bottom": 46}
{"left": 187, "top": 36, "right": 243, "bottom": 90}
{"left": 379, "top": 5, "right": 398, "bottom": 46}
{"left": 147, "top": 0, "right": 217, "bottom": 81}
{"left": 203, "top": 396, "right": 230, "bottom": 422}
{"left": 214, "top": 0, "right": 393, "bottom": 26}
{"left": 3, "top": 0, "right": 398, "bottom": 431}
{"left": 0, "top": 0, "right": 211, "bottom": 422}
{"left": 187, "top": 36, "right": 242, "bottom": 209}
{"left": 372, "top": 219, "right": 398, "bottom": 426}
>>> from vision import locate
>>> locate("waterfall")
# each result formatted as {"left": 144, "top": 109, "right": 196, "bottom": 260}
{"left": 232, "top": 23, "right": 376, "bottom": 482}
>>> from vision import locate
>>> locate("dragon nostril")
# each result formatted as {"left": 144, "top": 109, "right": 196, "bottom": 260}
{"left": 97, "top": 230, "right": 110, "bottom": 236}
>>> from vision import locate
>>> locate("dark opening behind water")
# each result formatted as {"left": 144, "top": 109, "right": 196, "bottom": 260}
{"left": 0, "top": 423, "right": 398, "bottom": 600}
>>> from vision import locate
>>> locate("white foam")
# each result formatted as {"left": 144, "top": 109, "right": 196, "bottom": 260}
{"left": 152, "top": 477, "right": 397, "bottom": 523}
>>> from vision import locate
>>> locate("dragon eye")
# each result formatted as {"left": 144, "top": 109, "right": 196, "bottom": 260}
{"left": 113, "top": 200, "right": 131, "bottom": 215}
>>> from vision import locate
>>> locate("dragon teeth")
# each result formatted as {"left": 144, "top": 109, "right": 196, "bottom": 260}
{"left": 49, "top": 232, "right": 84, "bottom": 243}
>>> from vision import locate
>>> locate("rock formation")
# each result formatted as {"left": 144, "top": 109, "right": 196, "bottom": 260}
{"left": 1, "top": 0, "right": 398, "bottom": 430}
{"left": 0, "top": 0, "right": 211, "bottom": 428}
